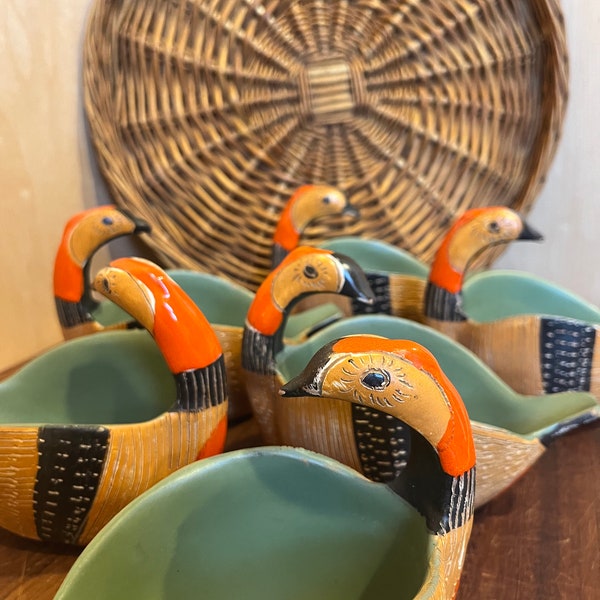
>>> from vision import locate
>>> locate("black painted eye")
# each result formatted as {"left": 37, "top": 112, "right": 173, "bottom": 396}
{"left": 102, "top": 216, "right": 114, "bottom": 226}
{"left": 303, "top": 265, "right": 318, "bottom": 279}
{"left": 322, "top": 195, "right": 332, "bottom": 204}
{"left": 361, "top": 370, "right": 390, "bottom": 391}
{"left": 487, "top": 221, "right": 500, "bottom": 234}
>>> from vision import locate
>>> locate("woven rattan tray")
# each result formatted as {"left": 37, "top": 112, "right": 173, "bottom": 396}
{"left": 84, "top": 0, "right": 568, "bottom": 291}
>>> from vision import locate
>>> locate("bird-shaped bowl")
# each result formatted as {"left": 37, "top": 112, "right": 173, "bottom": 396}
{"left": 56, "top": 336, "right": 477, "bottom": 599}
{"left": 241, "top": 246, "right": 374, "bottom": 442}
{"left": 0, "top": 258, "right": 228, "bottom": 544}
{"left": 422, "top": 207, "right": 600, "bottom": 396}
{"left": 275, "top": 315, "right": 599, "bottom": 507}
{"left": 54, "top": 448, "right": 433, "bottom": 600}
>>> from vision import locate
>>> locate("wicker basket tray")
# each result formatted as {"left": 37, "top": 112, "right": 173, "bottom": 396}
{"left": 83, "top": 0, "right": 568, "bottom": 291}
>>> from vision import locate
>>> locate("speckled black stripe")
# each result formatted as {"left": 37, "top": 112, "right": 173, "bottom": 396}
{"left": 352, "top": 404, "right": 410, "bottom": 483}
{"left": 540, "top": 318, "right": 595, "bottom": 393}
{"left": 54, "top": 297, "right": 93, "bottom": 328}
{"left": 34, "top": 426, "right": 109, "bottom": 544}
{"left": 174, "top": 356, "right": 227, "bottom": 411}
{"left": 351, "top": 272, "right": 391, "bottom": 315}
{"left": 423, "top": 283, "right": 467, "bottom": 321}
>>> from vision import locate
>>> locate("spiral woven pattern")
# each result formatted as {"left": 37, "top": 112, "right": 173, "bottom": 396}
{"left": 84, "top": 0, "right": 568, "bottom": 290}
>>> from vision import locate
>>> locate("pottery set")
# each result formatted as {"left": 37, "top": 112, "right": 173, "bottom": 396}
{"left": 2, "top": 183, "right": 593, "bottom": 599}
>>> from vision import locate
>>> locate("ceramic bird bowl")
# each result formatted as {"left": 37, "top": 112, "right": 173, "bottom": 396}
{"left": 241, "top": 246, "right": 374, "bottom": 442}
{"left": 54, "top": 448, "right": 436, "bottom": 600}
{"left": 423, "top": 207, "right": 600, "bottom": 397}
{"left": 0, "top": 258, "right": 228, "bottom": 544}
{"left": 274, "top": 315, "right": 600, "bottom": 507}
{"left": 56, "top": 336, "right": 476, "bottom": 599}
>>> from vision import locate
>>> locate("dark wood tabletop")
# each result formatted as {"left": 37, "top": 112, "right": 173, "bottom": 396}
{"left": 0, "top": 418, "right": 598, "bottom": 599}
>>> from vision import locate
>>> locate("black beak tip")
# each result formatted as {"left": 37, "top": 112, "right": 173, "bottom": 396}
{"left": 279, "top": 383, "right": 299, "bottom": 398}
{"left": 134, "top": 220, "right": 152, "bottom": 234}
{"left": 343, "top": 205, "right": 359, "bottom": 219}
{"left": 519, "top": 220, "right": 543, "bottom": 242}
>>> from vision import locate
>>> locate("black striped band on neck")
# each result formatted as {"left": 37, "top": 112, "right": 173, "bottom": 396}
{"left": 386, "top": 428, "right": 475, "bottom": 535}
{"left": 242, "top": 324, "right": 279, "bottom": 375}
{"left": 423, "top": 283, "right": 467, "bottom": 321}
{"left": 174, "top": 355, "right": 228, "bottom": 411}
{"left": 437, "top": 467, "right": 476, "bottom": 534}
{"left": 54, "top": 297, "right": 93, "bottom": 328}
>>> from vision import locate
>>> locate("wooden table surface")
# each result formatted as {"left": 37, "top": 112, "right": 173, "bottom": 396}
{"left": 1, "top": 418, "right": 598, "bottom": 599}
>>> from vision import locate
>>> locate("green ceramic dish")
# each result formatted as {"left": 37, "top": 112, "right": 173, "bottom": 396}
{"left": 55, "top": 447, "right": 430, "bottom": 600}
{"left": 0, "top": 330, "right": 172, "bottom": 426}
{"left": 462, "top": 270, "right": 600, "bottom": 324}
{"left": 322, "top": 237, "right": 429, "bottom": 277}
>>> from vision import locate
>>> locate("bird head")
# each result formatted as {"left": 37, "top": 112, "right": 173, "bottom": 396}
{"left": 273, "top": 185, "right": 358, "bottom": 254}
{"left": 247, "top": 246, "right": 374, "bottom": 336}
{"left": 93, "top": 257, "right": 222, "bottom": 374}
{"left": 54, "top": 205, "right": 150, "bottom": 302}
{"left": 280, "top": 334, "right": 475, "bottom": 478}
{"left": 429, "top": 206, "right": 543, "bottom": 293}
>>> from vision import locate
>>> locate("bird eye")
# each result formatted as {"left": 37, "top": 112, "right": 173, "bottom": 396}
{"left": 322, "top": 195, "right": 332, "bottom": 205}
{"left": 361, "top": 370, "right": 390, "bottom": 391}
{"left": 102, "top": 216, "right": 114, "bottom": 226}
{"left": 487, "top": 221, "right": 500, "bottom": 234}
{"left": 303, "top": 265, "right": 318, "bottom": 279}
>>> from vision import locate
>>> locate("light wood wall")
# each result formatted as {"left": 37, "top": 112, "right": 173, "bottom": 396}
{"left": 0, "top": 0, "right": 596, "bottom": 371}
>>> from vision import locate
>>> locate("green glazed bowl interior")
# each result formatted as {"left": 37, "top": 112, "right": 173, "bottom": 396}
{"left": 276, "top": 315, "right": 598, "bottom": 437}
{"left": 322, "top": 237, "right": 429, "bottom": 277}
{"left": 94, "top": 269, "right": 342, "bottom": 340}
{"left": 55, "top": 447, "right": 430, "bottom": 600}
{"left": 463, "top": 270, "right": 600, "bottom": 324}
{"left": 0, "top": 330, "right": 174, "bottom": 426}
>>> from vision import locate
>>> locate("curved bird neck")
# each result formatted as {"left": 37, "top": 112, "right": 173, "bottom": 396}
{"left": 386, "top": 426, "right": 475, "bottom": 535}
{"left": 242, "top": 322, "right": 285, "bottom": 375}
{"left": 272, "top": 202, "right": 301, "bottom": 255}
